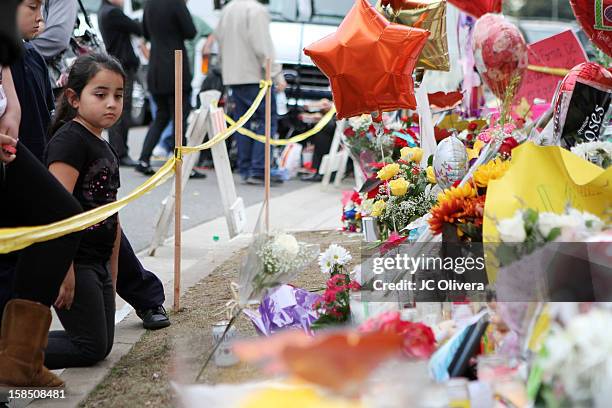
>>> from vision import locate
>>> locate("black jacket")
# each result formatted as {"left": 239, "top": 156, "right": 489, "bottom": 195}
{"left": 98, "top": 1, "right": 142, "bottom": 71}
{"left": 143, "top": 0, "right": 196, "bottom": 94}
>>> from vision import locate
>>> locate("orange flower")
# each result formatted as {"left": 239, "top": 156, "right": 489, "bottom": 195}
{"left": 429, "top": 197, "right": 465, "bottom": 235}
{"left": 429, "top": 195, "right": 486, "bottom": 235}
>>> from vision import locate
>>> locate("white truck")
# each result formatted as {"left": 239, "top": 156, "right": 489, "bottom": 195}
{"left": 81, "top": 0, "right": 367, "bottom": 126}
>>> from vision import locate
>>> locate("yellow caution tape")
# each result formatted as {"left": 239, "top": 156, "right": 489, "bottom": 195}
{"left": 0, "top": 158, "right": 176, "bottom": 254}
{"left": 179, "top": 80, "right": 271, "bottom": 154}
{"left": 527, "top": 65, "right": 571, "bottom": 77}
{"left": 0, "top": 81, "right": 273, "bottom": 253}
{"left": 225, "top": 106, "right": 337, "bottom": 145}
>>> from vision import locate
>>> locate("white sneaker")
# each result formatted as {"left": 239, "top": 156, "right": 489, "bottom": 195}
{"left": 152, "top": 145, "right": 170, "bottom": 159}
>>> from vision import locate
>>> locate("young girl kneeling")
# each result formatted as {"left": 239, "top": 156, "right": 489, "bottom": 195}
{"left": 44, "top": 53, "right": 125, "bottom": 368}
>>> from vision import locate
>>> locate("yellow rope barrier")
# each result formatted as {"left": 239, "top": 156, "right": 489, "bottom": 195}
{"left": 0, "top": 81, "right": 274, "bottom": 254}
{"left": 0, "top": 158, "right": 176, "bottom": 254}
{"left": 179, "top": 80, "right": 272, "bottom": 154}
{"left": 225, "top": 106, "right": 337, "bottom": 145}
{"left": 527, "top": 65, "right": 571, "bottom": 77}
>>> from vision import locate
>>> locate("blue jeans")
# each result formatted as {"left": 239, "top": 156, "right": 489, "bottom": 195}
{"left": 229, "top": 84, "right": 277, "bottom": 179}
{"left": 148, "top": 95, "right": 174, "bottom": 153}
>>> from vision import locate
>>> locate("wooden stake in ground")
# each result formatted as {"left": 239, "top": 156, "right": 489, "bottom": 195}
{"left": 264, "top": 59, "right": 272, "bottom": 235}
{"left": 174, "top": 50, "right": 183, "bottom": 311}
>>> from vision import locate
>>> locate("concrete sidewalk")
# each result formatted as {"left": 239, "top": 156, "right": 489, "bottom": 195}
{"left": 20, "top": 182, "right": 345, "bottom": 408}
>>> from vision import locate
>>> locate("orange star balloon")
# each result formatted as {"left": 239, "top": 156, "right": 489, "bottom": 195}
{"left": 304, "top": 0, "right": 430, "bottom": 119}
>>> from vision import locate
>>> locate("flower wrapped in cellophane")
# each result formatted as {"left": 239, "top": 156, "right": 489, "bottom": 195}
{"left": 238, "top": 230, "right": 319, "bottom": 306}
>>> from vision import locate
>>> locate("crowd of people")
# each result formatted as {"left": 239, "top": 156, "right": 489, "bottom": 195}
{"left": 0, "top": 0, "right": 336, "bottom": 391}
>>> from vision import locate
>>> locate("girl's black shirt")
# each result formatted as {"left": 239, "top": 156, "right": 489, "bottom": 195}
{"left": 45, "top": 121, "right": 120, "bottom": 264}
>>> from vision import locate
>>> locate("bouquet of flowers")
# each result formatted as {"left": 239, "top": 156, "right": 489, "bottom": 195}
{"left": 312, "top": 245, "right": 360, "bottom": 329}
{"left": 341, "top": 114, "right": 419, "bottom": 179}
{"left": 570, "top": 141, "right": 612, "bottom": 169}
{"left": 530, "top": 308, "right": 612, "bottom": 408}
{"left": 341, "top": 190, "right": 363, "bottom": 233}
{"left": 239, "top": 232, "right": 319, "bottom": 305}
{"left": 428, "top": 182, "right": 486, "bottom": 242}
{"left": 495, "top": 207, "right": 605, "bottom": 265}
{"left": 368, "top": 148, "right": 437, "bottom": 236}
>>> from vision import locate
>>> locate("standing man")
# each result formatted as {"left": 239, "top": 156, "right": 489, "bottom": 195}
{"left": 136, "top": 0, "right": 196, "bottom": 176}
{"left": 29, "top": 0, "right": 77, "bottom": 64}
{"left": 98, "top": 0, "right": 141, "bottom": 167}
{"left": 205, "top": 0, "right": 287, "bottom": 185}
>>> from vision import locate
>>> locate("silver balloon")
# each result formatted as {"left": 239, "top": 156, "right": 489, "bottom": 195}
{"left": 433, "top": 135, "right": 468, "bottom": 189}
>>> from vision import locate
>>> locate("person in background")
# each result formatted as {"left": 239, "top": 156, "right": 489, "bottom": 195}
{"left": 204, "top": 0, "right": 287, "bottom": 185}
{"left": 299, "top": 99, "right": 336, "bottom": 182}
{"left": 153, "top": 13, "right": 214, "bottom": 168}
{"left": 0, "top": 0, "right": 83, "bottom": 389}
{"left": 136, "top": 0, "right": 197, "bottom": 176}
{"left": 29, "top": 0, "right": 77, "bottom": 62}
{"left": 99, "top": 0, "right": 142, "bottom": 167}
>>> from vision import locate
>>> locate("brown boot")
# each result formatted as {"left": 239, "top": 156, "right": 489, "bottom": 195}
{"left": 0, "top": 299, "right": 64, "bottom": 388}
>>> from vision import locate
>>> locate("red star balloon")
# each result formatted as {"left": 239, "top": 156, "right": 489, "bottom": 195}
{"left": 447, "top": 0, "right": 502, "bottom": 18}
{"left": 304, "top": 0, "right": 430, "bottom": 119}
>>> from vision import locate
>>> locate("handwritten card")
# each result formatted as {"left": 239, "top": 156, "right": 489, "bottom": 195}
{"left": 516, "top": 30, "right": 588, "bottom": 105}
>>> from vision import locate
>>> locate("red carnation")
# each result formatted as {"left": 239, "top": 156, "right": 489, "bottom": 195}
{"left": 467, "top": 121, "right": 478, "bottom": 131}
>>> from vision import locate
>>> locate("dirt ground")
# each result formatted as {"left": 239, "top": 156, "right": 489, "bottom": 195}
{"left": 80, "top": 230, "right": 361, "bottom": 408}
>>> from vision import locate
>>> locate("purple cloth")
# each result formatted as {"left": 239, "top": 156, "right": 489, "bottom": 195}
{"left": 243, "top": 285, "right": 321, "bottom": 336}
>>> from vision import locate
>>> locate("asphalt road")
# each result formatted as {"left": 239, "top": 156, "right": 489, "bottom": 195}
{"left": 117, "top": 126, "right": 312, "bottom": 252}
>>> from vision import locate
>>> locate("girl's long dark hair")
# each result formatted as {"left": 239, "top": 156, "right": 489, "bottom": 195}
{"left": 49, "top": 53, "right": 126, "bottom": 136}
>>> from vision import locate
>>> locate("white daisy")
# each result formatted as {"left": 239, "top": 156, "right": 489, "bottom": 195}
{"left": 318, "top": 244, "right": 352, "bottom": 274}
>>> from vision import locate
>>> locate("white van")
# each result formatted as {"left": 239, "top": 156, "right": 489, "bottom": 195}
{"left": 80, "top": 0, "right": 372, "bottom": 124}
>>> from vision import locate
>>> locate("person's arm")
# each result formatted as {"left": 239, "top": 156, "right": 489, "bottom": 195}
{"left": 202, "top": 34, "right": 215, "bottom": 56}
{"left": 0, "top": 67, "right": 21, "bottom": 140}
{"left": 48, "top": 161, "right": 79, "bottom": 310}
{"left": 175, "top": 1, "right": 197, "bottom": 40}
{"left": 30, "top": 0, "right": 78, "bottom": 59}
{"left": 107, "top": 8, "right": 142, "bottom": 36}
{"left": 247, "top": 7, "right": 286, "bottom": 90}
{"left": 142, "top": 10, "right": 150, "bottom": 41}
{"left": 110, "top": 220, "right": 121, "bottom": 290}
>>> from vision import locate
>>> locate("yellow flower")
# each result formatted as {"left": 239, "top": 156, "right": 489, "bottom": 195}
{"left": 377, "top": 163, "right": 400, "bottom": 181}
{"left": 473, "top": 158, "right": 511, "bottom": 188}
{"left": 437, "top": 182, "right": 477, "bottom": 204}
{"left": 371, "top": 200, "right": 386, "bottom": 217}
{"left": 467, "top": 140, "right": 486, "bottom": 161}
{"left": 426, "top": 166, "right": 436, "bottom": 184}
{"left": 400, "top": 147, "right": 423, "bottom": 163}
{"left": 389, "top": 177, "right": 409, "bottom": 196}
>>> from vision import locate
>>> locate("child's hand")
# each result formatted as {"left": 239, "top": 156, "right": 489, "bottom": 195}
{"left": 0, "top": 133, "right": 16, "bottom": 164}
{"left": 55, "top": 267, "right": 76, "bottom": 310}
